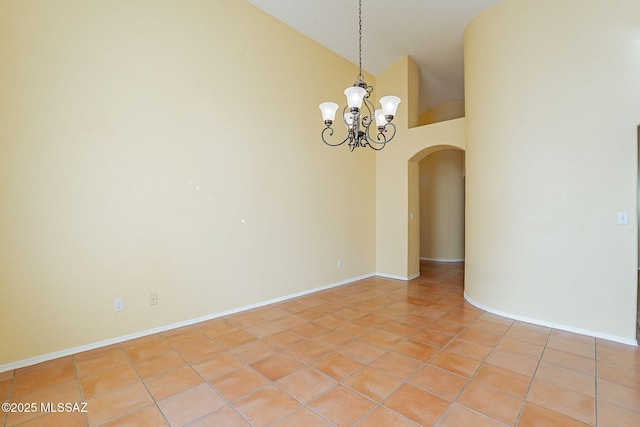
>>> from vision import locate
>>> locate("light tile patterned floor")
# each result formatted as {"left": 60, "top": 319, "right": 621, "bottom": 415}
{"left": 2, "top": 261, "right": 640, "bottom": 426}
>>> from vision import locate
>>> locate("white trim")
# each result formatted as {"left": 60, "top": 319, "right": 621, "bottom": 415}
{"left": 0, "top": 272, "right": 376, "bottom": 373}
{"left": 420, "top": 257, "right": 465, "bottom": 263}
{"left": 375, "top": 272, "right": 420, "bottom": 281}
{"left": 464, "top": 292, "right": 638, "bottom": 347}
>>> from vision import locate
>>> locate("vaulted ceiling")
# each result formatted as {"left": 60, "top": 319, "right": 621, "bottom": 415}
{"left": 247, "top": 0, "right": 504, "bottom": 114}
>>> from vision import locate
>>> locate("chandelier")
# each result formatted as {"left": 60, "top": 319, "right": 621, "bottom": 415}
{"left": 319, "top": 0, "right": 401, "bottom": 151}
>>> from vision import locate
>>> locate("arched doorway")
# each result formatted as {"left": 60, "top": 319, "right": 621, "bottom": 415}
{"left": 419, "top": 149, "right": 465, "bottom": 262}
{"left": 408, "top": 145, "right": 465, "bottom": 277}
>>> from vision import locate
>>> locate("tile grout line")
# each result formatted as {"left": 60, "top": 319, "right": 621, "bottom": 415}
{"left": 160, "top": 327, "right": 295, "bottom": 426}
{"left": 182, "top": 333, "right": 265, "bottom": 427}
{"left": 280, "top": 274, "right": 451, "bottom": 426}
{"left": 336, "top": 283, "right": 454, "bottom": 427}
{"left": 512, "top": 326, "right": 553, "bottom": 427}
{"left": 2, "top": 370, "right": 15, "bottom": 427}
{"left": 431, "top": 304, "right": 513, "bottom": 427}
{"left": 110, "top": 339, "right": 172, "bottom": 427}
{"left": 72, "top": 354, "right": 91, "bottom": 427}
{"left": 196, "top": 308, "right": 352, "bottom": 426}
{"left": 296, "top": 288, "right": 425, "bottom": 426}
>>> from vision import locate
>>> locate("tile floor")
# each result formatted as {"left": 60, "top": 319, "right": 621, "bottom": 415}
{"left": 2, "top": 261, "right": 640, "bottom": 426}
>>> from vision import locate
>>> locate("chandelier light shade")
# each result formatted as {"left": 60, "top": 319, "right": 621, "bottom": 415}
{"left": 380, "top": 96, "right": 401, "bottom": 117}
{"left": 319, "top": 0, "right": 401, "bottom": 151}
{"left": 319, "top": 102, "right": 339, "bottom": 123}
{"left": 344, "top": 86, "right": 367, "bottom": 110}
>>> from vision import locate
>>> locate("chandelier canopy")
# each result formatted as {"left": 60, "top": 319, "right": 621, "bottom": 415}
{"left": 319, "top": 0, "right": 401, "bottom": 151}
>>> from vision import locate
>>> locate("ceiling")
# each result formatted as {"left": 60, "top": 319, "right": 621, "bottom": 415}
{"left": 247, "top": 0, "right": 504, "bottom": 114}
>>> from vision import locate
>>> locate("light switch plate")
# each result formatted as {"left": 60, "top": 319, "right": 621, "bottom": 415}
{"left": 616, "top": 212, "right": 628, "bottom": 225}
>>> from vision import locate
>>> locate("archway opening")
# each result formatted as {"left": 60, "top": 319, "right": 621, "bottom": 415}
{"left": 408, "top": 145, "right": 465, "bottom": 278}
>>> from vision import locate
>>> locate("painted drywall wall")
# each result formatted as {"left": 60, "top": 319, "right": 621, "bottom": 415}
{"left": 419, "top": 150, "right": 465, "bottom": 261}
{"left": 418, "top": 100, "right": 465, "bottom": 126}
{"left": 374, "top": 56, "right": 466, "bottom": 279}
{"left": 464, "top": 0, "right": 640, "bottom": 343}
{"left": 0, "top": 0, "right": 378, "bottom": 366}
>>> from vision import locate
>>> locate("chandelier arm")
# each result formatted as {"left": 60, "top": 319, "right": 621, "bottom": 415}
{"left": 363, "top": 122, "right": 397, "bottom": 148}
{"left": 342, "top": 105, "right": 360, "bottom": 139}
{"left": 360, "top": 93, "right": 375, "bottom": 128}
{"left": 361, "top": 122, "right": 374, "bottom": 147}
{"left": 365, "top": 141, "right": 387, "bottom": 151}
{"left": 374, "top": 122, "right": 396, "bottom": 143}
{"left": 364, "top": 84, "right": 373, "bottom": 97}
{"left": 376, "top": 122, "right": 396, "bottom": 144}
{"left": 321, "top": 126, "right": 350, "bottom": 147}
{"left": 361, "top": 133, "right": 387, "bottom": 150}
{"left": 382, "top": 122, "right": 397, "bottom": 141}
{"left": 342, "top": 105, "right": 351, "bottom": 126}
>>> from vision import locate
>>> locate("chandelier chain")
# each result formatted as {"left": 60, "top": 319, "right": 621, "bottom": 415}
{"left": 357, "top": 0, "right": 363, "bottom": 81}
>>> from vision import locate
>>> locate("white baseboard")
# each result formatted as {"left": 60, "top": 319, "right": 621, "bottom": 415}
{"left": 0, "top": 272, "right": 376, "bottom": 374}
{"left": 464, "top": 292, "right": 638, "bottom": 347}
{"left": 376, "top": 272, "right": 420, "bottom": 281}
{"left": 420, "top": 257, "right": 465, "bottom": 263}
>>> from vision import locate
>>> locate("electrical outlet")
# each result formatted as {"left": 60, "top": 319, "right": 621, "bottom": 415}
{"left": 617, "top": 211, "right": 629, "bottom": 225}
{"left": 338, "top": 259, "right": 342, "bottom": 269}
{"left": 114, "top": 298, "right": 123, "bottom": 312}
{"left": 150, "top": 293, "right": 158, "bottom": 306}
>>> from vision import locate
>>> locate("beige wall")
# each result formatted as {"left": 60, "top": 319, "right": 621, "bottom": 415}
{"left": 374, "top": 57, "right": 466, "bottom": 279}
{"left": 419, "top": 150, "right": 465, "bottom": 261}
{"left": 464, "top": 0, "right": 639, "bottom": 343}
{"left": 8, "top": 0, "right": 634, "bottom": 369}
{"left": 418, "top": 100, "right": 465, "bottom": 126}
{"left": 0, "top": 0, "right": 378, "bottom": 366}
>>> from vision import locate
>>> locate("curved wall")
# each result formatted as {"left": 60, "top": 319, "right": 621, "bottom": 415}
{"left": 464, "top": 0, "right": 640, "bottom": 343}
